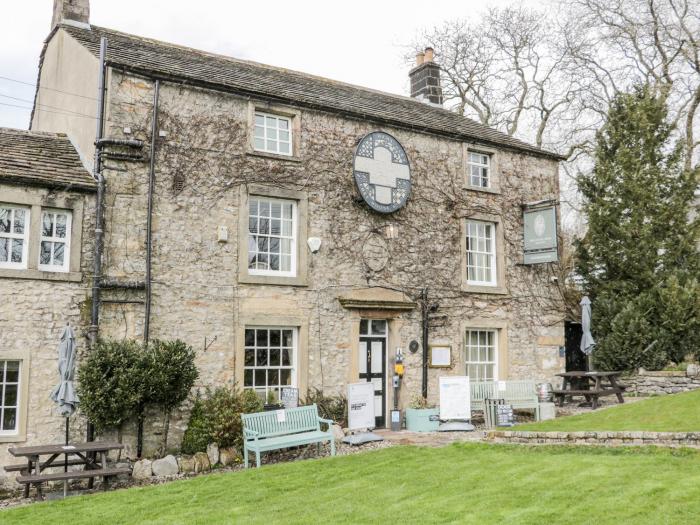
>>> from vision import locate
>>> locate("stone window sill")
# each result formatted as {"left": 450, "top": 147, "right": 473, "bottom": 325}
{"left": 0, "top": 268, "right": 83, "bottom": 282}
{"left": 463, "top": 184, "right": 501, "bottom": 195}
{"left": 247, "top": 150, "right": 302, "bottom": 163}
{"left": 0, "top": 433, "right": 26, "bottom": 444}
{"left": 239, "top": 273, "right": 308, "bottom": 287}
{"left": 461, "top": 283, "right": 509, "bottom": 295}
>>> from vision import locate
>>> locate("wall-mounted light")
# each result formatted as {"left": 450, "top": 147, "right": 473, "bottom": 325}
{"left": 385, "top": 224, "right": 399, "bottom": 239}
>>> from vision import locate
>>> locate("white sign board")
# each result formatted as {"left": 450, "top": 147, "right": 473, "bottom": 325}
{"left": 439, "top": 376, "right": 471, "bottom": 421}
{"left": 347, "top": 381, "right": 376, "bottom": 430}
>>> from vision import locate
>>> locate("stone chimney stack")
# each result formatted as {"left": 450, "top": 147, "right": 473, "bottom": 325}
{"left": 51, "top": 0, "right": 90, "bottom": 30}
{"left": 409, "top": 47, "right": 443, "bottom": 106}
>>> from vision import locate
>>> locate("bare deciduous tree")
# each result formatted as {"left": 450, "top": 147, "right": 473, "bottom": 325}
{"left": 412, "top": 0, "right": 700, "bottom": 170}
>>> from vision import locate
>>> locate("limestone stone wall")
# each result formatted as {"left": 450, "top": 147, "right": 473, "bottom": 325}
{"left": 487, "top": 430, "right": 700, "bottom": 448}
{"left": 94, "top": 70, "right": 565, "bottom": 440}
{"left": 0, "top": 185, "right": 95, "bottom": 487}
{"left": 623, "top": 369, "right": 700, "bottom": 396}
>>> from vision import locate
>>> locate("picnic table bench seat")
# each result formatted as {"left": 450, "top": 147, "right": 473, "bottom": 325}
{"left": 242, "top": 403, "right": 335, "bottom": 468}
{"left": 17, "top": 467, "right": 130, "bottom": 484}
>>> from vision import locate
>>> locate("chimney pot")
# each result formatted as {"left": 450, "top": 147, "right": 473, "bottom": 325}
{"left": 409, "top": 46, "right": 443, "bottom": 106}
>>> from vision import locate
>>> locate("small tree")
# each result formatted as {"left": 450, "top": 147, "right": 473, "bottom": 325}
{"left": 143, "top": 340, "right": 199, "bottom": 454}
{"left": 78, "top": 340, "right": 143, "bottom": 433}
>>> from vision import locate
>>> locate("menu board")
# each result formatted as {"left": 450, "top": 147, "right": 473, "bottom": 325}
{"left": 439, "top": 376, "right": 471, "bottom": 421}
{"left": 281, "top": 387, "right": 299, "bottom": 408}
{"left": 347, "top": 382, "right": 376, "bottom": 430}
{"left": 496, "top": 404, "right": 514, "bottom": 427}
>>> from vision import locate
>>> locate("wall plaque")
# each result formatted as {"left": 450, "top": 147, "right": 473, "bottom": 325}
{"left": 354, "top": 132, "right": 411, "bottom": 213}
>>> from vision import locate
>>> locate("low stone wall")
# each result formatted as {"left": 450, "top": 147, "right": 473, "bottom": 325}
{"left": 623, "top": 367, "right": 700, "bottom": 396}
{"left": 487, "top": 430, "right": 700, "bottom": 448}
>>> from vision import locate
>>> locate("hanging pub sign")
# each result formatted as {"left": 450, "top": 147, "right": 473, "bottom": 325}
{"left": 523, "top": 202, "right": 559, "bottom": 264}
{"left": 353, "top": 132, "right": 411, "bottom": 213}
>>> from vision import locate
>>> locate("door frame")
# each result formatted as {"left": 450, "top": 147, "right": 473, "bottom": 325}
{"left": 358, "top": 319, "right": 388, "bottom": 428}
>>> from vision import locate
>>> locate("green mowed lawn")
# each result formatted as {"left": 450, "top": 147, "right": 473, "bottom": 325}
{"left": 3, "top": 443, "right": 700, "bottom": 524}
{"left": 519, "top": 389, "right": 700, "bottom": 432}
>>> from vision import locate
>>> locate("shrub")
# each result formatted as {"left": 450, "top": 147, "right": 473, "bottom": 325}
{"left": 78, "top": 339, "right": 144, "bottom": 433}
{"left": 303, "top": 388, "right": 347, "bottom": 427}
{"left": 181, "top": 395, "right": 209, "bottom": 455}
{"left": 181, "top": 386, "right": 263, "bottom": 453}
{"left": 78, "top": 338, "right": 199, "bottom": 455}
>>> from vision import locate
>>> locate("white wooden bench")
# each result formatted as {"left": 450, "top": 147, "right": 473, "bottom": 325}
{"left": 241, "top": 404, "right": 335, "bottom": 468}
{"left": 471, "top": 380, "right": 541, "bottom": 421}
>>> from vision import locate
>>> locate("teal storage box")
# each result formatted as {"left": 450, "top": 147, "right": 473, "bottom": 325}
{"left": 405, "top": 408, "right": 440, "bottom": 432}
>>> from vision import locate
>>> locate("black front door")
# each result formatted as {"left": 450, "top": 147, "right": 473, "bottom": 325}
{"left": 359, "top": 320, "right": 387, "bottom": 428}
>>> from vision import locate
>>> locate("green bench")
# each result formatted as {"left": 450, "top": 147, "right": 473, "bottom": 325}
{"left": 242, "top": 404, "right": 335, "bottom": 468}
{"left": 471, "top": 380, "right": 541, "bottom": 421}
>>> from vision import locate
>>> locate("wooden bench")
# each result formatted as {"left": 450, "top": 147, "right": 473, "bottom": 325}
{"left": 471, "top": 380, "right": 541, "bottom": 421}
{"left": 242, "top": 404, "right": 335, "bottom": 468}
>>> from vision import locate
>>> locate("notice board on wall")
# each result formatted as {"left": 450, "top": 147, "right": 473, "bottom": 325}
{"left": 347, "top": 382, "right": 376, "bottom": 430}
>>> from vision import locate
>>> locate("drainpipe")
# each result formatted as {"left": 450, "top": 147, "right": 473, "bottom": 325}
{"left": 86, "top": 36, "right": 107, "bottom": 450}
{"left": 89, "top": 37, "right": 108, "bottom": 347}
{"left": 144, "top": 80, "right": 159, "bottom": 346}
{"left": 421, "top": 288, "right": 429, "bottom": 399}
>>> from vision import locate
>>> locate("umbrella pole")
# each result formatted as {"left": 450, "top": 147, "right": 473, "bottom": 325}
{"left": 64, "top": 417, "right": 69, "bottom": 498}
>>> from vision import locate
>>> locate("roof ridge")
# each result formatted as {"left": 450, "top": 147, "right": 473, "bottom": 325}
{"left": 0, "top": 126, "right": 68, "bottom": 138}
{"left": 85, "top": 24, "right": 453, "bottom": 110}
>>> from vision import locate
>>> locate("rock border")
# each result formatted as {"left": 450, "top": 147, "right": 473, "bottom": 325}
{"left": 487, "top": 430, "right": 700, "bottom": 447}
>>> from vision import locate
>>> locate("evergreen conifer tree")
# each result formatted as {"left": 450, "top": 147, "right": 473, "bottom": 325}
{"left": 576, "top": 86, "right": 700, "bottom": 369}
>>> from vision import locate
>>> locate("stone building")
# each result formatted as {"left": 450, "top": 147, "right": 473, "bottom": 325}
{"left": 0, "top": 0, "right": 566, "bottom": 474}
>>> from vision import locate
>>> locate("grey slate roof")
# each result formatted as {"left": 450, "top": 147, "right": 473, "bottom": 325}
{"left": 0, "top": 128, "right": 95, "bottom": 192}
{"left": 61, "top": 24, "right": 562, "bottom": 160}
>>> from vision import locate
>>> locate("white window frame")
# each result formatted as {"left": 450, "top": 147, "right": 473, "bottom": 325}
{"left": 0, "top": 360, "right": 21, "bottom": 436}
{"left": 466, "top": 220, "right": 497, "bottom": 286}
{"left": 468, "top": 151, "right": 491, "bottom": 188}
{"left": 465, "top": 329, "right": 498, "bottom": 381}
{"left": 38, "top": 209, "right": 72, "bottom": 273}
{"left": 248, "top": 197, "right": 297, "bottom": 278}
{"left": 254, "top": 111, "right": 293, "bottom": 156}
{"left": 243, "top": 326, "right": 298, "bottom": 398}
{"left": 0, "top": 205, "right": 30, "bottom": 269}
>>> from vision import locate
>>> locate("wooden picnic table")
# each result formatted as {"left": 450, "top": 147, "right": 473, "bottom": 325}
{"left": 5, "top": 441, "right": 128, "bottom": 500}
{"left": 552, "top": 371, "right": 626, "bottom": 410}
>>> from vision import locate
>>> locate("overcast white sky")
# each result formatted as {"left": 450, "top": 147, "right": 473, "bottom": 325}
{"left": 0, "top": 0, "right": 545, "bottom": 130}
